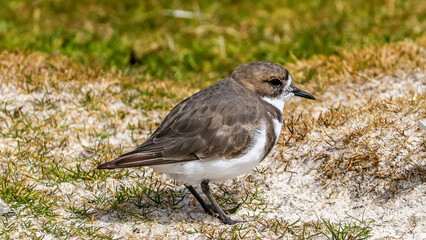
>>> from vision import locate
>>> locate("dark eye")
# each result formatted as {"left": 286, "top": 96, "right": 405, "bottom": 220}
{"left": 268, "top": 78, "right": 282, "bottom": 87}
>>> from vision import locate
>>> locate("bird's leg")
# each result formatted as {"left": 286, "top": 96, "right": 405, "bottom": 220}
{"left": 200, "top": 180, "right": 242, "bottom": 225}
{"left": 185, "top": 184, "right": 214, "bottom": 214}
{"left": 185, "top": 184, "right": 241, "bottom": 216}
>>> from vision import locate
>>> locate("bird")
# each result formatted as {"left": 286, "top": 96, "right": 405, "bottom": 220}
{"left": 97, "top": 61, "right": 315, "bottom": 224}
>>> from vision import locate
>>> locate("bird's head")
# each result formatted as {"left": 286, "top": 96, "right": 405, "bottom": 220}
{"left": 232, "top": 61, "right": 315, "bottom": 102}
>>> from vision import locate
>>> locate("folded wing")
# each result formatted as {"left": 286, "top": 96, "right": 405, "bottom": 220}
{"left": 97, "top": 78, "right": 264, "bottom": 169}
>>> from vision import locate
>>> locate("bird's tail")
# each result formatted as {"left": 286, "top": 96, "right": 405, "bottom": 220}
{"left": 97, "top": 150, "right": 163, "bottom": 169}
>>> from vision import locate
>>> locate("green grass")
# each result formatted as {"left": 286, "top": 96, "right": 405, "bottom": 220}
{"left": 0, "top": 0, "right": 424, "bottom": 84}
{"left": 321, "top": 214, "right": 372, "bottom": 240}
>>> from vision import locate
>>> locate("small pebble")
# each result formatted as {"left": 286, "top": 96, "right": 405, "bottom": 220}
{"left": 0, "top": 197, "right": 12, "bottom": 216}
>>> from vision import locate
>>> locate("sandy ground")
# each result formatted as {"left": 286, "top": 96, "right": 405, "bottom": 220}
{"left": 0, "top": 50, "right": 425, "bottom": 239}
{"left": 264, "top": 70, "right": 426, "bottom": 239}
{"left": 0, "top": 197, "right": 11, "bottom": 215}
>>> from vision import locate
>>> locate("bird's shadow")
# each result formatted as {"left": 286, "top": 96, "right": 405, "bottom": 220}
{"left": 83, "top": 184, "right": 245, "bottom": 225}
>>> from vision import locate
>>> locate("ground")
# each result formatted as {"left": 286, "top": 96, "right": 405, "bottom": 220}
{"left": 0, "top": 37, "right": 425, "bottom": 239}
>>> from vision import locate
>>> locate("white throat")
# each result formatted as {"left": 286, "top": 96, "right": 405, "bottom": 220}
{"left": 262, "top": 96, "right": 285, "bottom": 113}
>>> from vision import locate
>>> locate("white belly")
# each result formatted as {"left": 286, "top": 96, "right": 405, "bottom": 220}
{"left": 153, "top": 122, "right": 269, "bottom": 186}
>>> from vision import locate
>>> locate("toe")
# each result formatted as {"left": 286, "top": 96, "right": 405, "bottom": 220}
{"left": 224, "top": 203, "right": 242, "bottom": 215}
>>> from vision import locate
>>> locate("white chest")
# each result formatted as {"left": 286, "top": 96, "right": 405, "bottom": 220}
{"left": 261, "top": 96, "right": 285, "bottom": 143}
{"left": 271, "top": 118, "right": 283, "bottom": 144}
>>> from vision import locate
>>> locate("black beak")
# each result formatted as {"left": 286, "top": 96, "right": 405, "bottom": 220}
{"left": 291, "top": 84, "right": 316, "bottom": 100}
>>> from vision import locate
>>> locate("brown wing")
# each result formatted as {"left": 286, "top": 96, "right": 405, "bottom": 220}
{"left": 97, "top": 78, "right": 265, "bottom": 169}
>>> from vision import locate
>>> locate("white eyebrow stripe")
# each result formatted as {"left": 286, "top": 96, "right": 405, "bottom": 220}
{"left": 286, "top": 75, "right": 292, "bottom": 88}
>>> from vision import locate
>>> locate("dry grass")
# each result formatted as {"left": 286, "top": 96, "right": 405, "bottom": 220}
{"left": 275, "top": 37, "right": 426, "bottom": 200}
{"left": 281, "top": 95, "right": 425, "bottom": 196}
{"left": 0, "top": 37, "right": 425, "bottom": 239}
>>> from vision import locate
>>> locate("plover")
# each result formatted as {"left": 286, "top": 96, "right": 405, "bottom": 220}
{"left": 98, "top": 61, "right": 315, "bottom": 224}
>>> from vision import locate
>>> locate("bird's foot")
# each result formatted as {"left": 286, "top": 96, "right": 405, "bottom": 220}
{"left": 221, "top": 217, "right": 244, "bottom": 225}
{"left": 204, "top": 205, "right": 244, "bottom": 224}
{"left": 204, "top": 203, "right": 242, "bottom": 215}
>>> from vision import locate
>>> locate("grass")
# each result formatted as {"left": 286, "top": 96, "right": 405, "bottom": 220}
{"left": 0, "top": 0, "right": 425, "bottom": 85}
{"left": 0, "top": 37, "right": 424, "bottom": 238}
{"left": 0, "top": 0, "right": 425, "bottom": 238}
{"left": 321, "top": 217, "right": 372, "bottom": 240}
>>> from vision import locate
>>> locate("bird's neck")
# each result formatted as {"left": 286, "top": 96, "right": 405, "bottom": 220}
{"left": 261, "top": 96, "right": 285, "bottom": 115}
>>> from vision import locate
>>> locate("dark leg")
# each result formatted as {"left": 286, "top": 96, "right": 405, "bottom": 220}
{"left": 200, "top": 180, "right": 242, "bottom": 225}
{"left": 186, "top": 184, "right": 241, "bottom": 216}
{"left": 185, "top": 184, "right": 213, "bottom": 214}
